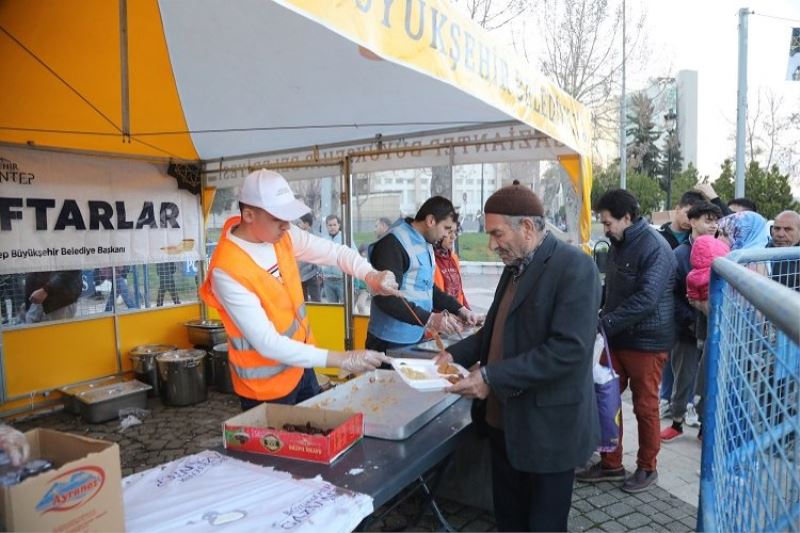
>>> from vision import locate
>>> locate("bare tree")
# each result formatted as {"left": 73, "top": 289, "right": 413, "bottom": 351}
{"left": 453, "top": 0, "right": 527, "bottom": 31}
{"left": 457, "top": 0, "right": 648, "bottom": 160}
{"left": 523, "top": 0, "right": 647, "bottom": 156}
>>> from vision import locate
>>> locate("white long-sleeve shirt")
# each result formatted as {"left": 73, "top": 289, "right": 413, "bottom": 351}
{"left": 211, "top": 224, "right": 375, "bottom": 368}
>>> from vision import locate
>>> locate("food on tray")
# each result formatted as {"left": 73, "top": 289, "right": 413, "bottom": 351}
{"left": 437, "top": 362, "right": 460, "bottom": 375}
{"left": 282, "top": 422, "right": 332, "bottom": 436}
{"left": 399, "top": 366, "right": 428, "bottom": 380}
{"left": 445, "top": 374, "right": 464, "bottom": 385}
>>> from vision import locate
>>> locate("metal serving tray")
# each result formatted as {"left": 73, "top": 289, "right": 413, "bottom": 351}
{"left": 298, "top": 370, "right": 459, "bottom": 440}
{"left": 76, "top": 380, "right": 152, "bottom": 423}
{"left": 59, "top": 376, "right": 129, "bottom": 414}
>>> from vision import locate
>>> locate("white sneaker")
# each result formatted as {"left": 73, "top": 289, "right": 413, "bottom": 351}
{"left": 659, "top": 399, "right": 671, "bottom": 419}
{"left": 685, "top": 403, "right": 700, "bottom": 427}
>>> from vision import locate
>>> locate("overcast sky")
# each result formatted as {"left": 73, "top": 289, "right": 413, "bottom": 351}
{"left": 644, "top": 0, "right": 800, "bottom": 180}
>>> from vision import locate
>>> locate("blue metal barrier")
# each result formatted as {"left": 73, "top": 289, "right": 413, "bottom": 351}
{"left": 700, "top": 247, "right": 800, "bottom": 532}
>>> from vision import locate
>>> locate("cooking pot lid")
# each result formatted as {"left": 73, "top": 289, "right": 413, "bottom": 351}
{"left": 185, "top": 319, "right": 223, "bottom": 329}
{"left": 130, "top": 344, "right": 177, "bottom": 357}
{"left": 156, "top": 349, "right": 206, "bottom": 362}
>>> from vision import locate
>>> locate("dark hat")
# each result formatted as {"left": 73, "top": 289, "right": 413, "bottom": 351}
{"left": 484, "top": 180, "right": 544, "bottom": 217}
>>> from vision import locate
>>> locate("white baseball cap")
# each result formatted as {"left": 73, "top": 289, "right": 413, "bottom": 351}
{"left": 238, "top": 169, "right": 310, "bottom": 221}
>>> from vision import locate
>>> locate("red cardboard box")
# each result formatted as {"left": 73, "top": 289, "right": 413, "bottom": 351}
{"left": 0, "top": 429, "right": 124, "bottom": 532}
{"left": 223, "top": 403, "right": 363, "bottom": 464}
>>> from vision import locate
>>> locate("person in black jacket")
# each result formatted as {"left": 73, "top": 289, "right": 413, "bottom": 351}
{"left": 23, "top": 270, "right": 82, "bottom": 322}
{"left": 577, "top": 189, "right": 676, "bottom": 494}
{"left": 660, "top": 202, "right": 721, "bottom": 442}
{"left": 657, "top": 190, "right": 706, "bottom": 249}
{"left": 435, "top": 184, "right": 601, "bottom": 532}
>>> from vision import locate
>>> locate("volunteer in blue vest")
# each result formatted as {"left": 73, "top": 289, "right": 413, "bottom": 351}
{"left": 366, "top": 196, "right": 481, "bottom": 352}
{"left": 200, "top": 169, "right": 400, "bottom": 410}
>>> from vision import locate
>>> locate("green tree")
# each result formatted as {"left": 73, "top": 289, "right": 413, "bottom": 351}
{"left": 658, "top": 130, "right": 683, "bottom": 200}
{"left": 590, "top": 162, "right": 664, "bottom": 217}
{"left": 591, "top": 161, "right": 623, "bottom": 209}
{"left": 627, "top": 172, "right": 664, "bottom": 218}
{"left": 667, "top": 163, "right": 706, "bottom": 207}
{"left": 712, "top": 159, "right": 799, "bottom": 219}
{"left": 712, "top": 159, "right": 735, "bottom": 201}
{"left": 626, "top": 93, "right": 661, "bottom": 178}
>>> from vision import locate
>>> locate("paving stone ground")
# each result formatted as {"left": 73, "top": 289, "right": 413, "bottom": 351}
{"left": 15, "top": 390, "right": 698, "bottom": 532}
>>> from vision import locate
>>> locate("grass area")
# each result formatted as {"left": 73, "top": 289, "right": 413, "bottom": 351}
{"left": 455, "top": 232, "right": 495, "bottom": 262}
{"left": 355, "top": 231, "right": 495, "bottom": 262}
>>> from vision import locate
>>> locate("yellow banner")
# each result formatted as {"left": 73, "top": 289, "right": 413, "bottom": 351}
{"left": 277, "top": 0, "right": 592, "bottom": 156}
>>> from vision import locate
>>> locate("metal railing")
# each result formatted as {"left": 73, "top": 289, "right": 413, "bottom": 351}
{"left": 700, "top": 247, "right": 800, "bottom": 532}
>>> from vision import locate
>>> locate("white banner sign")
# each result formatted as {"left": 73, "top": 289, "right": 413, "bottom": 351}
{"left": 0, "top": 146, "right": 201, "bottom": 274}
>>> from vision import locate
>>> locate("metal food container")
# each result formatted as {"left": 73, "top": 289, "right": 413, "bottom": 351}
{"left": 299, "top": 370, "right": 459, "bottom": 440}
{"left": 212, "top": 343, "right": 235, "bottom": 394}
{"left": 59, "top": 376, "right": 128, "bottom": 414}
{"left": 129, "top": 344, "right": 177, "bottom": 397}
{"left": 156, "top": 349, "right": 207, "bottom": 406}
{"left": 76, "top": 380, "right": 152, "bottom": 423}
{"left": 184, "top": 319, "right": 226, "bottom": 347}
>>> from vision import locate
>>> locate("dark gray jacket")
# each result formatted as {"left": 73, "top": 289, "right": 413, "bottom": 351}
{"left": 601, "top": 218, "right": 676, "bottom": 352}
{"left": 448, "top": 234, "right": 601, "bottom": 473}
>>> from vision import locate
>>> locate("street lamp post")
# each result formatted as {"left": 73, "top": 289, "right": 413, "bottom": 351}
{"left": 664, "top": 111, "right": 677, "bottom": 209}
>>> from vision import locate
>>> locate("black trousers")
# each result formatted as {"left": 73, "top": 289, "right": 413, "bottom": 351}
{"left": 487, "top": 426, "right": 575, "bottom": 532}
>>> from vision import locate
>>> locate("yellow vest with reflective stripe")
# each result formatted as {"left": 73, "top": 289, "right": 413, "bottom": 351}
{"left": 200, "top": 216, "right": 315, "bottom": 401}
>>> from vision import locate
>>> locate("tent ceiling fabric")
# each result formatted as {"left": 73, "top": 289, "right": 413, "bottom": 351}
{"left": 159, "top": 0, "right": 510, "bottom": 160}
{"left": 1, "top": 0, "right": 588, "bottom": 163}
{"left": 0, "top": 0, "right": 198, "bottom": 159}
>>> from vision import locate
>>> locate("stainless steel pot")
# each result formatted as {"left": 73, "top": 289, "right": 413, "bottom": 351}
{"left": 156, "top": 349, "right": 207, "bottom": 406}
{"left": 212, "top": 343, "right": 234, "bottom": 394}
{"left": 129, "top": 344, "right": 177, "bottom": 397}
{"left": 184, "top": 319, "right": 227, "bottom": 347}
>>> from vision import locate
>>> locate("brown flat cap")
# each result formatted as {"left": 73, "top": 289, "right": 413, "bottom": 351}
{"left": 484, "top": 180, "right": 544, "bottom": 217}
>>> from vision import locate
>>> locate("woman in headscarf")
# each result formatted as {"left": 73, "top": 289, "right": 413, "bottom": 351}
{"left": 433, "top": 224, "right": 469, "bottom": 309}
{"left": 715, "top": 210, "right": 770, "bottom": 252}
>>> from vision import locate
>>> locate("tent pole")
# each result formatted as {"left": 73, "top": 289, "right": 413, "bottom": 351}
{"left": 119, "top": 0, "right": 131, "bottom": 142}
{"left": 342, "top": 157, "right": 355, "bottom": 351}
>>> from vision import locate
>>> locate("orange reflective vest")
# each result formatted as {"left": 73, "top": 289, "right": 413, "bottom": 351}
{"left": 433, "top": 251, "right": 467, "bottom": 307}
{"left": 199, "top": 216, "right": 315, "bottom": 401}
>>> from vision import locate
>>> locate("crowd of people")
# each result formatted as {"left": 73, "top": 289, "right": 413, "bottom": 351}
{"left": 5, "top": 166, "right": 796, "bottom": 532}
{"left": 195, "top": 169, "right": 800, "bottom": 531}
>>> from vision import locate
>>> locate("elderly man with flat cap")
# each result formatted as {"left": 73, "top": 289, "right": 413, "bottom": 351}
{"left": 200, "top": 169, "right": 399, "bottom": 410}
{"left": 436, "top": 181, "right": 601, "bottom": 532}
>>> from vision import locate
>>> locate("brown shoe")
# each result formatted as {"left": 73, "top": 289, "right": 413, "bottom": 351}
{"left": 621, "top": 468, "right": 659, "bottom": 493}
{"left": 575, "top": 462, "right": 626, "bottom": 482}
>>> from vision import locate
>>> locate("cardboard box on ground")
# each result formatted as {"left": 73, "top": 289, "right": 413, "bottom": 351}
{"left": 223, "top": 404, "right": 364, "bottom": 464}
{"left": 0, "top": 429, "right": 124, "bottom": 532}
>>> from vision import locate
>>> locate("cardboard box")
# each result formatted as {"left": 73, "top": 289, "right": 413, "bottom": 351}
{"left": 223, "top": 403, "right": 363, "bottom": 464}
{"left": 0, "top": 429, "right": 124, "bottom": 532}
{"left": 651, "top": 209, "right": 675, "bottom": 226}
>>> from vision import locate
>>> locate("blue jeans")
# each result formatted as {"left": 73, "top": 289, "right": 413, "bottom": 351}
{"left": 105, "top": 276, "right": 136, "bottom": 311}
{"left": 322, "top": 278, "right": 343, "bottom": 303}
{"left": 238, "top": 368, "right": 321, "bottom": 410}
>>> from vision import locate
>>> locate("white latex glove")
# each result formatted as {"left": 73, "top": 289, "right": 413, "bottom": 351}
{"left": 364, "top": 270, "right": 402, "bottom": 297}
{"left": 0, "top": 425, "right": 29, "bottom": 467}
{"left": 458, "top": 307, "right": 484, "bottom": 326}
{"left": 340, "top": 350, "right": 391, "bottom": 374}
{"left": 427, "top": 311, "right": 463, "bottom": 335}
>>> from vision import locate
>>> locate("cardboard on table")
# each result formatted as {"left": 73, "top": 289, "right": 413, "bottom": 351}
{"left": 223, "top": 403, "right": 363, "bottom": 464}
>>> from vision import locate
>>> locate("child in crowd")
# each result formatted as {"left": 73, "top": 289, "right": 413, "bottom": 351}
{"left": 686, "top": 235, "right": 731, "bottom": 301}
